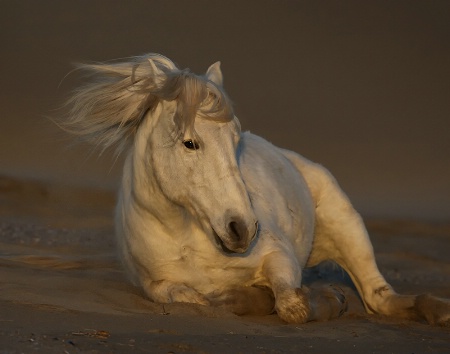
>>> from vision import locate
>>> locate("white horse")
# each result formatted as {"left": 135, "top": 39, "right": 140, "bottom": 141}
{"left": 63, "top": 53, "right": 449, "bottom": 325}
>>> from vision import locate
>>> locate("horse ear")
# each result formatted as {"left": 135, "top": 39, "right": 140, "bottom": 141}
{"left": 206, "top": 61, "right": 223, "bottom": 86}
{"left": 148, "top": 58, "right": 164, "bottom": 77}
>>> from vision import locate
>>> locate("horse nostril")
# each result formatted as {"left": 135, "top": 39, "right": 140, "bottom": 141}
{"left": 228, "top": 221, "right": 241, "bottom": 241}
{"left": 228, "top": 221, "right": 242, "bottom": 241}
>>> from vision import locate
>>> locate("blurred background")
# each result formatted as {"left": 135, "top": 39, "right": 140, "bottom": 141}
{"left": 1, "top": 0, "right": 449, "bottom": 221}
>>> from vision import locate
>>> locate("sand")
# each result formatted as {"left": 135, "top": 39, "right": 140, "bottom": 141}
{"left": 0, "top": 175, "right": 449, "bottom": 353}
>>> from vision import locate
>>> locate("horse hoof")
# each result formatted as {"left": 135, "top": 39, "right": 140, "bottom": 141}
{"left": 306, "top": 284, "right": 348, "bottom": 321}
{"left": 415, "top": 294, "right": 450, "bottom": 326}
{"left": 332, "top": 285, "right": 348, "bottom": 317}
{"left": 275, "top": 288, "right": 310, "bottom": 324}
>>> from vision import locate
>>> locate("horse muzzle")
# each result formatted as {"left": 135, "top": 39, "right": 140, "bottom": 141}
{"left": 213, "top": 218, "right": 259, "bottom": 254}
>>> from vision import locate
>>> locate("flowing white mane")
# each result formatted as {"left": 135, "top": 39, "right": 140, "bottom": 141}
{"left": 61, "top": 53, "right": 234, "bottom": 152}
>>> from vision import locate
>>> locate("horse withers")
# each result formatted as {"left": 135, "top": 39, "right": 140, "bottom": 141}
{"left": 61, "top": 53, "right": 450, "bottom": 325}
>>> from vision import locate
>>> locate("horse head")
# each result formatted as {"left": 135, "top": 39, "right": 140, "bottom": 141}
{"left": 62, "top": 53, "right": 258, "bottom": 253}
{"left": 145, "top": 59, "right": 259, "bottom": 253}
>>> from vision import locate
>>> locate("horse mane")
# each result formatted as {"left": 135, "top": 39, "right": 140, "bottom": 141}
{"left": 60, "top": 53, "right": 234, "bottom": 153}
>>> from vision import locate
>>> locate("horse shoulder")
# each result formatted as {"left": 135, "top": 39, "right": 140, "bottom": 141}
{"left": 277, "top": 147, "right": 343, "bottom": 209}
{"left": 239, "top": 132, "right": 315, "bottom": 262}
{"left": 240, "top": 132, "right": 314, "bottom": 207}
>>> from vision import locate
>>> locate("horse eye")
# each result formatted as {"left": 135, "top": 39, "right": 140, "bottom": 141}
{"left": 183, "top": 139, "right": 200, "bottom": 150}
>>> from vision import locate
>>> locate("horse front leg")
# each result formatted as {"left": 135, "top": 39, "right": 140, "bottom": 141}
{"left": 206, "top": 285, "right": 275, "bottom": 316}
{"left": 262, "top": 250, "right": 347, "bottom": 323}
{"left": 141, "top": 279, "right": 210, "bottom": 306}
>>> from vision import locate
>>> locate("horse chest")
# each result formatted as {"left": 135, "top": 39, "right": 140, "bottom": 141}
{"left": 154, "top": 242, "right": 262, "bottom": 290}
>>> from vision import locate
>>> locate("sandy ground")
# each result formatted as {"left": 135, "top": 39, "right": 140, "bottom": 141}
{"left": 0, "top": 175, "right": 449, "bottom": 353}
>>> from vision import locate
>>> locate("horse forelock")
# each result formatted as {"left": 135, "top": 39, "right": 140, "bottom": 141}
{"left": 60, "top": 53, "right": 234, "bottom": 153}
{"left": 134, "top": 59, "right": 235, "bottom": 138}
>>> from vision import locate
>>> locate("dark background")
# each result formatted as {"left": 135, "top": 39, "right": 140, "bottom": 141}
{"left": 1, "top": 0, "right": 449, "bottom": 221}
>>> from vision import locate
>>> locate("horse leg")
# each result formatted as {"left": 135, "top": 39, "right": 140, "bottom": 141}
{"left": 207, "top": 286, "right": 275, "bottom": 316}
{"left": 142, "top": 277, "right": 274, "bottom": 317}
{"left": 141, "top": 279, "right": 210, "bottom": 306}
{"left": 307, "top": 168, "right": 450, "bottom": 325}
{"left": 261, "top": 250, "right": 347, "bottom": 323}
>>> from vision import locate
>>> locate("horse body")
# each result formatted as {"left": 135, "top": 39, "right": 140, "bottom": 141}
{"left": 115, "top": 102, "right": 314, "bottom": 302}
{"left": 63, "top": 53, "right": 450, "bottom": 325}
